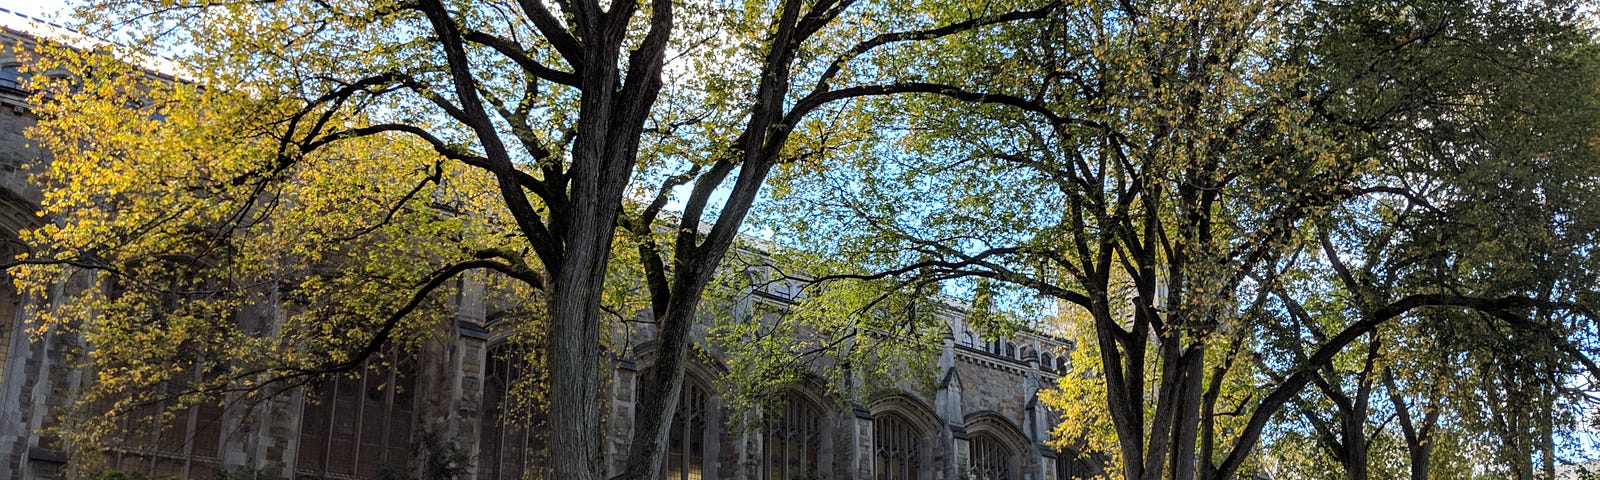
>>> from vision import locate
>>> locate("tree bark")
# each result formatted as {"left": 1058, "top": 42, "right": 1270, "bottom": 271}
{"left": 549, "top": 258, "right": 609, "bottom": 480}
{"left": 1169, "top": 346, "right": 1205, "bottom": 480}
{"left": 1384, "top": 368, "right": 1434, "bottom": 480}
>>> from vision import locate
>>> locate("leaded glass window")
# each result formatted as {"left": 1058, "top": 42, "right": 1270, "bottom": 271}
{"left": 764, "top": 392, "right": 822, "bottom": 480}
{"left": 970, "top": 432, "right": 1012, "bottom": 480}
{"left": 0, "top": 65, "right": 22, "bottom": 90}
{"left": 873, "top": 412, "right": 921, "bottom": 480}
{"left": 295, "top": 349, "right": 420, "bottom": 479}
{"left": 480, "top": 342, "right": 547, "bottom": 480}
{"left": 666, "top": 381, "right": 711, "bottom": 480}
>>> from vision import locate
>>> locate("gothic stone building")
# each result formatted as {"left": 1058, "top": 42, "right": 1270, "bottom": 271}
{"left": 0, "top": 11, "right": 1097, "bottom": 480}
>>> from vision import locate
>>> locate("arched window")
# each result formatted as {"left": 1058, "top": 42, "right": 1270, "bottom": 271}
{"left": 961, "top": 332, "right": 975, "bottom": 347}
{"left": 970, "top": 432, "right": 1013, "bottom": 480}
{"left": 480, "top": 342, "right": 547, "bottom": 480}
{"left": 666, "top": 381, "right": 711, "bottom": 480}
{"left": 764, "top": 391, "right": 822, "bottom": 480}
{"left": 873, "top": 412, "right": 922, "bottom": 480}
{"left": 1040, "top": 353, "right": 1055, "bottom": 372}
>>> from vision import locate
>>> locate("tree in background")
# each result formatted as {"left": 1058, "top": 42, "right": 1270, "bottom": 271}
{"left": 764, "top": 0, "right": 1600, "bottom": 479}
{"left": 1257, "top": 1, "right": 1600, "bottom": 477}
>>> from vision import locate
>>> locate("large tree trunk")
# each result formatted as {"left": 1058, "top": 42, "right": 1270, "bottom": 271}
{"left": 1338, "top": 336, "right": 1381, "bottom": 480}
{"left": 1340, "top": 417, "right": 1369, "bottom": 480}
{"left": 1169, "top": 346, "right": 1205, "bottom": 480}
{"left": 548, "top": 24, "right": 661, "bottom": 476}
{"left": 1541, "top": 400, "right": 1556, "bottom": 480}
{"left": 549, "top": 266, "right": 607, "bottom": 480}
{"left": 547, "top": 157, "right": 629, "bottom": 480}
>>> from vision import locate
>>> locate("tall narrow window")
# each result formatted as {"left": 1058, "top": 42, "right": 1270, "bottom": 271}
{"left": 295, "top": 348, "right": 420, "bottom": 479}
{"left": 103, "top": 366, "right": 225, "bottom": 477}
{"left": 873, "top": 412, "right": 921, "bottom": 480}
{"left": 666, "top": 381, "right": 710, "bottom": 480}
{"left": 970, "top": 432, "right": 1012, "bottom": 480}
{"left": 763, "top": 392, "right": 822, "bottom": 480}
{"left": 95, "top": 279, "right": 224, "bottom": 476}
{"left": 480, "top": 342, "right": 547, "bottom": 480}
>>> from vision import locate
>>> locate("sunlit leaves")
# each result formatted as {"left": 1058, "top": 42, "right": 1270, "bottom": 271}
{"left": 16, "top": 39, "right": 542, "bottom": 461}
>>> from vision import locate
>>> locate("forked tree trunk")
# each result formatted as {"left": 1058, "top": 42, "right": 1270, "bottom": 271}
{"left": 1385, "top": 368, "right": 1435, "bottom": 480}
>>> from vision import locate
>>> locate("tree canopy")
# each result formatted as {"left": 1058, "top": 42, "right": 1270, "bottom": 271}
{"left": 765, "top": 0, "right": 1600, "bottom": 478}
{"left": 20, "top": 0, "right": 1063, "bottom": 478}
{"left": 13, "top": 0, "right": 1600, "bottom": 478}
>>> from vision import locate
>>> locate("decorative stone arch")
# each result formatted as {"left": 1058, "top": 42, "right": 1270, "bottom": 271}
{"left": 868, "top": 394, "right": 941, "bottom": 480}
{"left": 868, "top": 394, "right": 941, "bottom": 437}
{"left": 682, "top": 346, "right": 728, "bottom": 381}
{"left": 783, "top": 373, "right": 835, "bottom": 410}
{"left": 623, "top": 341, "right": 734, "bottom": 478}
{"left": 1054, "top": 446, "right": 1108, "bottom": 480}
{"left": 630, "top": 340, "right": 732, "bottom": 380}
{"left": 964, "top": 411, "right": 1030, "bottom": 480}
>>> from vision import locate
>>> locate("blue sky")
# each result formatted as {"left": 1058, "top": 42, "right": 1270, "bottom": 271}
{"left": 2, "top": 0, "right": 70, "bottom": 21}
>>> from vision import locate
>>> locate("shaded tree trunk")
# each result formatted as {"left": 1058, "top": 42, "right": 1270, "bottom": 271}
{"left": 1384, "top": 368, "right": 1437, "bottom": 480}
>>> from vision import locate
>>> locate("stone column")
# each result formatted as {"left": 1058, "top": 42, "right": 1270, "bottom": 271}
{"left": 236, "top": 296, "right": 297, "bottom": 478}
{"left": 608, "top": 358, "right": 638, "bottom": 477}
{"left": 847, "top": 406, "right": 874, "bottom": 479}
{"left": 452, "top": 320, "right": 489, "bottom": 478}
{"left": 13, "top": 274, "right": 90, "bottom": 480}
{"left": 949, "top": 424, "right": 971, "bottom": 480}
{"left": 1025, "top": 349, "right": 1050, "bottom": 480}
{"left": 444, "top": 274, "right": 489, "bottom": 479}
{"left": 935, "top": 331, "right": 968, "bottom": 480}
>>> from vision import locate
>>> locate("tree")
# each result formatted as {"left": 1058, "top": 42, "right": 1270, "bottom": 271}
{"left": 1257, "top": 1, "right": 1600, "bottom": 476}
{"left": 764, "top": 1, "right": 1600, "bottom": 479}
{"left": 27, "top": 0, "right": 1061, "bottom": 478}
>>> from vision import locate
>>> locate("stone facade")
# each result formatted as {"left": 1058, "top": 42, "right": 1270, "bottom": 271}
{"left": 0, "top": 13, "right": 1094, "bottom": 480}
